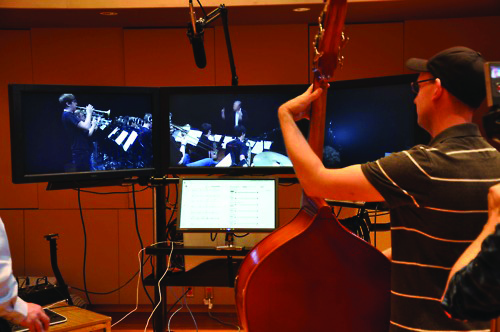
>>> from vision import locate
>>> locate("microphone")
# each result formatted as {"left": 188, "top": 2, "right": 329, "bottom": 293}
{"left": 187, "top": 0, "right": 207, "bottom": 69}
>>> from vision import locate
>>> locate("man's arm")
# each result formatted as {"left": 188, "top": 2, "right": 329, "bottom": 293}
{"left": 278, "top": 85, "right": 384, "bottom": 202}
{"left": 0, "top": 219, "right": 49, "bottom": 330}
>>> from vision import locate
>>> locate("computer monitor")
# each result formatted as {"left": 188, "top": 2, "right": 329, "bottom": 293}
{"left": 177, "top": 177, "right": 278, "bottom": 233}
{"left": 324, "top": 74, "right": 429, "bottom": 168}
{"left": 9, "top": 84, "right": 160, "bottom": 187}
{"left": 163, "top": 85, "right": 309, "bottom": 175}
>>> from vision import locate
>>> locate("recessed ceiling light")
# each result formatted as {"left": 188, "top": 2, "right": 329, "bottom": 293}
{"left": 100, "top": 11, "right": 118, "bottom": 16}
{"left": 293, "top": 8, "right": 310, "bottom": 12}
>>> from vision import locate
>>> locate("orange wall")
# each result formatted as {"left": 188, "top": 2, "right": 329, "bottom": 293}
{"left": 0, "top": 16, "right": 499, "bottom": 307}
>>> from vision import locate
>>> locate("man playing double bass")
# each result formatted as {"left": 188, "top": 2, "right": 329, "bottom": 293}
{"left": 279, "top": 46, "right": 500, "bottom": 331}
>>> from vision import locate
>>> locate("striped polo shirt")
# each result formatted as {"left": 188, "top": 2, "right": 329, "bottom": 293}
{"left": 361, "top": 123, "right": 500, "bottom": 332}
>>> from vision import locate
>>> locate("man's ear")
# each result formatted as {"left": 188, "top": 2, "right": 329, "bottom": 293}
{"left": 431, "top": 78, "right": 443, "bottom": 101}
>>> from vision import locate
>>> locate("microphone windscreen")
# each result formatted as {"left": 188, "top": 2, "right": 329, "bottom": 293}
{"left": 191, "top": 35, "right": 207, "bottom": 69}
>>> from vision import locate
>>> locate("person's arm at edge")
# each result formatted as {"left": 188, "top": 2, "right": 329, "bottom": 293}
{"left": 0, "top": 220, "right": 49, "bottom": 331}
{"left": 442, "top": 183, "right": 500, "bottom": 298}
{"left": 278, "top": 85, "right": 384, "bottom": 203}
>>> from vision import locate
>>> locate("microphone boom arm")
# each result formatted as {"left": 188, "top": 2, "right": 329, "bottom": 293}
{"left": 196, "top": 4, "right": 238, "bottom": 86}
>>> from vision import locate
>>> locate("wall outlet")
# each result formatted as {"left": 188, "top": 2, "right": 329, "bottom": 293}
{"left": 204, "top": 287, "right": 214, "bottom": 299}
{"left": 186, "top": 287, "right": 194, "bottom": 297}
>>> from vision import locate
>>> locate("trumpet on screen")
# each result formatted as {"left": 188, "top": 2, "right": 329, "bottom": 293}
{"left": 76, "top": 106, "right": 111, "bottom": 117}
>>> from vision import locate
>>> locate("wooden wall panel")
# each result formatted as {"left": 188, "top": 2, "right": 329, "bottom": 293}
{"left": 24, "top": 209, "right": 120, "bottom": 304}
{"left": 309, "top": 23, "right": 405, "bottom": 82}
{"left": 0, "top": 30, "right": 38, "bottom": 209}
{"left": 405, "top": 16, "right": 500, "bottom": 141}
{"left": 37, "top": 185, "right": 130, "bottom": 210}
{"left": 30, "top": 28, "right": 128, "bottom": 209}
{"left": 337, "top": 23, "right": 405, "bottom": 81}
{"left": 117, "top": 209, "right": 154, "bottom": 304}
{"left": 30, "top": 28, "right": 125, "bottom": 85}
{"left": 404, "top": 16, "right": 500, "bottom": 73}
{"left": 278, "top": 182, "right": 301, "bottom": 210}
{"left": 215, "top": 24, "right": 309, "bottom": 86}
{"left": 1, "top": 210, "right": 25, "bottom": 276}
{"left": 124, "top": 28, "right": 215, "bottom": 87}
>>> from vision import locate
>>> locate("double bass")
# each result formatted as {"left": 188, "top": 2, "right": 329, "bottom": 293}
{"left": 234, "top": 1, "right": 391, "bottom": 331}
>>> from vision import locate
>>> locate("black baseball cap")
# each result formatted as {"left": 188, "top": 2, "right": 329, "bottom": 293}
{"left": 406, "top": 46, "right": 486, "bottom": 109}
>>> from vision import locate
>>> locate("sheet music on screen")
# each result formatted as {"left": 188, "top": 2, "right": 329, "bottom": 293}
{"left": 178, "top": 178, "right": 277, "bottom": 232}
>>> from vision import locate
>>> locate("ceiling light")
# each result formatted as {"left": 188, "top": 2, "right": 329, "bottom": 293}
{"left": 100, "top": 11, "right": 118, "bottom": 16}
{"left": 293, "top": 8, "right": 310, "bottom": 12}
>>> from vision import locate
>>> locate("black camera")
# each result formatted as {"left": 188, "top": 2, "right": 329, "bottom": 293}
{"left": 483, "top": 62, "right": 500, "bottom": 140}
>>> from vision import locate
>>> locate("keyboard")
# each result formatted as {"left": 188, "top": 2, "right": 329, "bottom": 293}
{"left": 10, "top": 308, "right": 67, "bottom": 332}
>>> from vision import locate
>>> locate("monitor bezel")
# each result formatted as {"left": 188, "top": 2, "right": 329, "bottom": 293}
{"left": 177, "top": 176, "right": 279, "bottom": 233}
{"left": 9, "top": 83, "right": 162, "bottom": 185}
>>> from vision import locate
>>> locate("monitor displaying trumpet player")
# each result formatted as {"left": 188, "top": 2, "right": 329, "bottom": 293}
{"left": 8, "top": 84, "right": 159, "bottom": 184}
{"left": 59, "top": 92, "right": 153, "bottom": 173}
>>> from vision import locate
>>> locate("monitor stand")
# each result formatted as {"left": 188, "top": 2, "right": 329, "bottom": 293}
{"left": 216, "top": 233, "right": 243, "bottom": 251}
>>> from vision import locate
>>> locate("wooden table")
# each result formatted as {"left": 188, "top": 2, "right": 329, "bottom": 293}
{"left": 48, "top": 305, "right": 111, "bottom": 331}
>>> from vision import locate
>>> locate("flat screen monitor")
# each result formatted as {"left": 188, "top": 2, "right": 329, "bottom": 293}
{"left": 164, "top": 85, "right": 310, "bottom": 175}
{"left": 163, "top": 75, "right": 428, "bottom": 175}
{"left": 9, "top": 84, "right": 160, "bottom": 186}
{"left": 177, "top": 177, "right": 278, "bottom": 233}
{"left": 324, "top": 74, "right": 429, "bottom": 168}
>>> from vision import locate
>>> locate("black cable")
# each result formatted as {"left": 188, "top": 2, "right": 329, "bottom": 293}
{"left": 166, "top": 218, "right": 177, "bottom": 243}
{"left": 208, "top": 308, "right": 241, "bottom": 331}
{"left": 210, "top": 233, "right": 217, "bottom": 241}
{"left": 77, "top": 189, "right": 92, "bottom": 305}
{"left": 233, "top": 233, "right": 249, "bottom": 238}
{"left": 195, "top": 0, "right": 207, "bottom": 17}
{"left": 131, "top": 184, "right": 155, "bottom": 306}
{"left": 165, "top": 180, "right": 171, "bottom": 208}
{"left": 71, "top": 256, "right": 151, "bottom": 295}
{"left": 278, "top": 182, "right": 295, "bottom": 187}
{"left": 73, "top": 186, "right": 151, "bottom": 195}
{"left": 166, "top": 287, "right": 192, "bottom": 316}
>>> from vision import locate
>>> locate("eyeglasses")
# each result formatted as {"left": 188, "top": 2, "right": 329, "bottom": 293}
{"left": 411, "top": 78, "right": 436, "bottom": 94}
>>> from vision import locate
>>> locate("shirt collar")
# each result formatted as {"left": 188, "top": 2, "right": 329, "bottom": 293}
{"left": 429, "top": 123, "right": 481, "bottom": 146}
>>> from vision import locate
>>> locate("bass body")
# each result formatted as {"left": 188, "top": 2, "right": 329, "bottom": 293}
{"left": 235, "top": 197, "right": 390, "bottom": 331}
